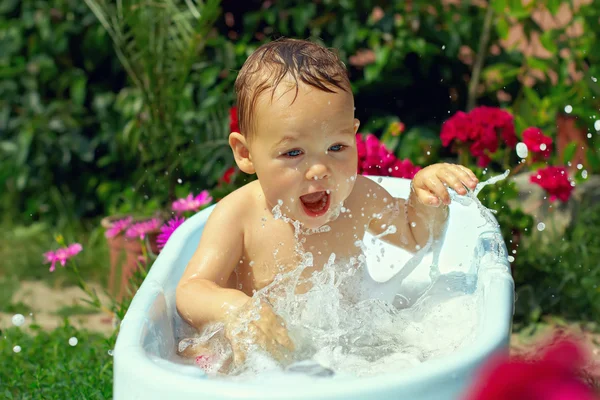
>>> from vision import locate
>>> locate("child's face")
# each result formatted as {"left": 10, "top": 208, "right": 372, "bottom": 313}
{"left": 249, "top": 82, "right": 359, "bottom": 229}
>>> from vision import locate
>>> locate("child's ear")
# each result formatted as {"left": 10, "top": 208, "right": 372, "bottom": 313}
{"left": 229, "top": 132, "right": 255, "bottom": 174}
{"left": 353, "top": 118, "right": 360, "bottom": 133}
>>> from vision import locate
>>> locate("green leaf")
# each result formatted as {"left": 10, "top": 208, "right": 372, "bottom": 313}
{"left": 496, "top": 17, "right": 510, "bottom": 40}
{"left": 527, "top": 56, "right": 549, "bottom": 73}
{"left": 586, "top": 148, "right": 600, "bottom": 172}
{"left": 490, "top": 0, "right": 507, "bottom": 14}
{"left": 547, "top": 0, "right": 561, "bottom": 15}
{"left": 540, "top": 30, "right": 558, "bottom": 53}
{"left": 70, "top": 75, "right": 87, "bottom": 107}
{"left": 563, "top": 141, "right": 578, "bottom": 165}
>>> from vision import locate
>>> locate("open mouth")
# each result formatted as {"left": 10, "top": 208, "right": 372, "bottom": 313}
{"left": 299, "top": 191, "right": 330, "bottom": 217}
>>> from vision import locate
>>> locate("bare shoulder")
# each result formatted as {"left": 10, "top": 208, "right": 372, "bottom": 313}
{"left": 208, "top": 180, "right": 261, "bottom": 225}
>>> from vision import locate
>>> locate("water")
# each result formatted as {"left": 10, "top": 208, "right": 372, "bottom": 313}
{"left": 176, "top": 173, "right": 509, "bottom": 379}
{"left": 12, "top": 314, "right": 25, "bottom": 327}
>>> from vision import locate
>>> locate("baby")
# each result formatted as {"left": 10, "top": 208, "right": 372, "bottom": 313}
{"left": 176, "top": 38, "right": 478, "bottom": 371}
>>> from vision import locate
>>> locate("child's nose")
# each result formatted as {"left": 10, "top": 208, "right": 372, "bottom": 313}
{"left": 305, "top": 163, "right": 329, "bottom": 181}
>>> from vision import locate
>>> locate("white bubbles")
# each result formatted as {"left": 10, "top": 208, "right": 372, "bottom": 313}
{"left": 516, "top": 142, "right": 528, "bottom": 158}
{"left": 564, "top": 105, "right": 573, "bottom": 114}
{"left": 13, "top": 345, "right": 21, "bottom": 353}
{"left": 69, "top": 337, "right": 78, "bottom": 346}
{"left": 577, "top": 163, "right": 583, "bottom": 170}
{"left": 177, "top": 178, "right": 183, "bottom": 184}
{"left": 539, "top": 143, "right": 547, "bottom": 151}
{"left": 442, "top": 45, "right": 446, "bottom": 50}
{"left": 108, "top": 349, "right": 114, "bottom": 356}
{"left": 410, "top": 222, "right": 417, "bottom": 228}
{"left": 582, "top": 170, "right": 588, "bottom": 179}
{"left": 595, "top": 120, "right": 600, "bottom": 131}
{"left": 12, "top": 314, "right": 25, "bottom": 327}
{"left": 508, "top": 256, "right": 515, "bottom": 263}
{"left": 593, "top": 76, "right": 598, "bottom": 83}
{"left": 537, "top": 222, "right": 546, "bottom": 231}
{"left": 588, "top": 133, "right": 593, "bottom": 139}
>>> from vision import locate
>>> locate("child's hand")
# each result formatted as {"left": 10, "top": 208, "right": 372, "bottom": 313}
{"left": 412, "top": 163, "right": 478, "bottom": 206}
{"left": 224, "top": 298, "right": 294, "bottom": 367}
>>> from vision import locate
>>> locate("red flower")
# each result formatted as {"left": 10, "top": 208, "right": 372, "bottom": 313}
{"left": 356, "top": 134, "right": 420, "bottom": 178}
{"left": 530, "top": 166, "right": 574, "bottom": 202}
{"left": 522, "top": 127, "right": 552, "bottom": 158}
{"left": 440, "top": 106, "right": 517, "bottom": 167}
{"left": 465, "top": 338, "right": 597, "bottom": 400}
{"left": 230, "top": 106, "right": 239, "bottom": 133}
{"left": 221, "top": 167, "right": 236, "bottom": 184}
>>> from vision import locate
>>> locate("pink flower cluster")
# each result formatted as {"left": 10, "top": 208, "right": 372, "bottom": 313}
{"left": 172, "top": 191, "right": 213, "bottom": 214}
{"left": 125, "top": 218, "right": 162, "bottom": 240}
{"left": 440, "top": 106, "right": 517, "bottom": 167}
{"left": 104, "top": 217, "right": 133, "bottom": 238}
{"left": 43, "top": 243, "right": 82, "bottom": 272}
{"left": 156, "top": 216, "right": 186, "bottom": 250}
{"left": 356, "top": 134, "right": 421, "bottom": 179}
{"left": 522, "top": 127, "right": 553, "bottom": 159}
{"left": 530, "top": 166, "right": 574, "bottom": 202}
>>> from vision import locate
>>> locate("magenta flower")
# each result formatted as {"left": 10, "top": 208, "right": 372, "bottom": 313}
{"left": 104, "top": 217, "right": 133, "bottom": 238}
{"left": 157, "top": 217, "right": 186, "bottom": 250}
{"left": 125, "top": 218, "right": 162, "bottom": 240}
{"left": 44, "top": 243, "right": 83, "bottom": 272}
{"left": 172, "top": 191, "right": 212, "bottom": 213}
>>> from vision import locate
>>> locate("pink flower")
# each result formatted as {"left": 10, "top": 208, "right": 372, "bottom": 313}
{"left": 465, "top": 338, "right": 596, "bottom": 400}
{"left": 125, "top": 218, "right": 162, "bottom": 240}
{"left": 156, "top": 217, "right": 186, "bottom": 250}
{"left": 356, "top": 133, "right": 421, "bottom": 178}
{"left": 43, "top": 243, "right": 83, "bottom": 272}
{"left": 104, "top": 217, "right": 133, "bottom": 238}
{"left": 230, "top": 106, "right": 239, "bottom": 133}
{"left": 172, "top": 191, "right": 213, "bottom": 213}
{"left": 530, "top": 166, "right": 574, "bottom": 202}
{"left": 390, "top": 159, "right": 421, "bottom": 179}
{"left": 522, "top": 127, "right": 552, "bottom": 158}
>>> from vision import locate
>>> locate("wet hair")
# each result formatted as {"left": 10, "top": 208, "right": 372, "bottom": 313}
{"left": 234, "top": 38, "right": 351, "bottom": 138}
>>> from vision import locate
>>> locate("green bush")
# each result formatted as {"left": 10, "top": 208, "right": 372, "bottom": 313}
{"left": 1, "top": 323, "right": 114, "bottom": 399}
{"left": 513, "top": 199, "right": 600, "bottom": 325}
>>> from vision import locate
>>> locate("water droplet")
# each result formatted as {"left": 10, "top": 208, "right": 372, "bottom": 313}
{"left": 508, "top": 256, "right": 515, "bottom": 263}
{"left": 595, "top": 120, "right": 600, "bottom": 131}
{"left": 582, "top": 170, "right": 588, "bottom": 179}
{"left": 177, "top": 178, "right": 182, "bottom": 184}
{"left": 12, "top": 314, "right": 25, "bottom": 327}
{"left": 516, "top": 142, "right": 528, "bottom": 158}
{"left": 577, "top": 163, "right": 583, "bottom": 170}
{"left": 410, "top": 222, "right": 417, "bottom": 227}
{"left": 442, "top": 45, "right": 446, "bottom": 50}
{"left": 564, "top": 105, "right": 573, "bottom": 114}
{"left": 537, "top": 222, "right": 546, "bottom": 231}
{"left": 588, "top": 133, "right": 593, "bottom": 138}
{"left": 13, "top": 345, "right": 21, "bottom": 353}
{"left": 539, "top": 143, "right": 547, "bottom": 151}
{"left": 69, "top": 337, "right": 78, "bottom": 346}
{"left": 592, "top": 76, "right": 598, "bottom": 82}
{"left": 108, "top": 349, "right": 114, "bottom": 356}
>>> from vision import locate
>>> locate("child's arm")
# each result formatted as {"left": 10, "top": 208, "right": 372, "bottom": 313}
{"left": 364, "top": 163, "right": 478, "bottom": 251}
{"left": 175, "top": 195, "right": 293, "bottom": 366}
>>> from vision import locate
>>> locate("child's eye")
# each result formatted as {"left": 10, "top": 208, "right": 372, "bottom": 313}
{"left": 328, "top": 144, "right": 346, "bottom": 152}
{"left": 284, "top": 149, "right": 303, "bottom": 157}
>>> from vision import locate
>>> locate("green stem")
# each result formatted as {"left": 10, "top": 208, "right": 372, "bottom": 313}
{"left": 467, "top": 4, "right": 495, "bottom": 111}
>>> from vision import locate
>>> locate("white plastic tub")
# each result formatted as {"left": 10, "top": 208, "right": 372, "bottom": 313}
{"left": 113, "top": 177, "right": 514, "bottom": 400}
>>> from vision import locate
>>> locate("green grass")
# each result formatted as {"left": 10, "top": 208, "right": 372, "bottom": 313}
{"left": 53, "top": 304, "right": 99, "bottom": 318}
{"left": 0, "top": 221, "right": 110, "bottom": 286}
{"left": 1, "top": 323, "right": 114, "bottom": 399}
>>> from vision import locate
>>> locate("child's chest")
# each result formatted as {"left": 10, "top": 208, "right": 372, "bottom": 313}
{"left": 235, "top": 212, "right": 368, "bottom": 295}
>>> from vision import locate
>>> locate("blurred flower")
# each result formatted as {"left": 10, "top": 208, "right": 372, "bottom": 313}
{"left": 157, "top": 216, "right": 186, "bottom": 250}
{"left": 356, "top": 133, "right": 421, "bottom": 178}
{"left": 389, "top": 121, "right": 405, "bottom": 136}
{"left": 530, "top": 166, "right": 574, "bottom": 202}
{"left": 349, "top": 49, "right": 376, "bottom": 67}
{"left": 172, "top": 191, "right": 213, "bottom": 213}
{"left": 441, "top": 106, "right": 517, "bottom": 167}
{"left": 465, "top": 338, "right": 596, "bottom": 400}
{"left": 125, "top": 218, "right": 162, "bottom": 240}
{"left": 370, "top": 6, "right": 384, "bottom": 23}
{"left": 522, "top": 127, "right": 553, "bottom": 159}
{"left": 44, "top": 243, "right": 83, "bottom": 272}
{"left": 104, "top": 216, "right": 133, "bottom": 238}
{"left": 230, "top": 106, "right": 239, "bottom": 133}
{"left": 221, "top": 167, "right": 237, "bottom": 184}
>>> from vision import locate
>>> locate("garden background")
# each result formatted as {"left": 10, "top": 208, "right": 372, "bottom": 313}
{"left": 1, "top": 0, "right": 600, "bottom": 398}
